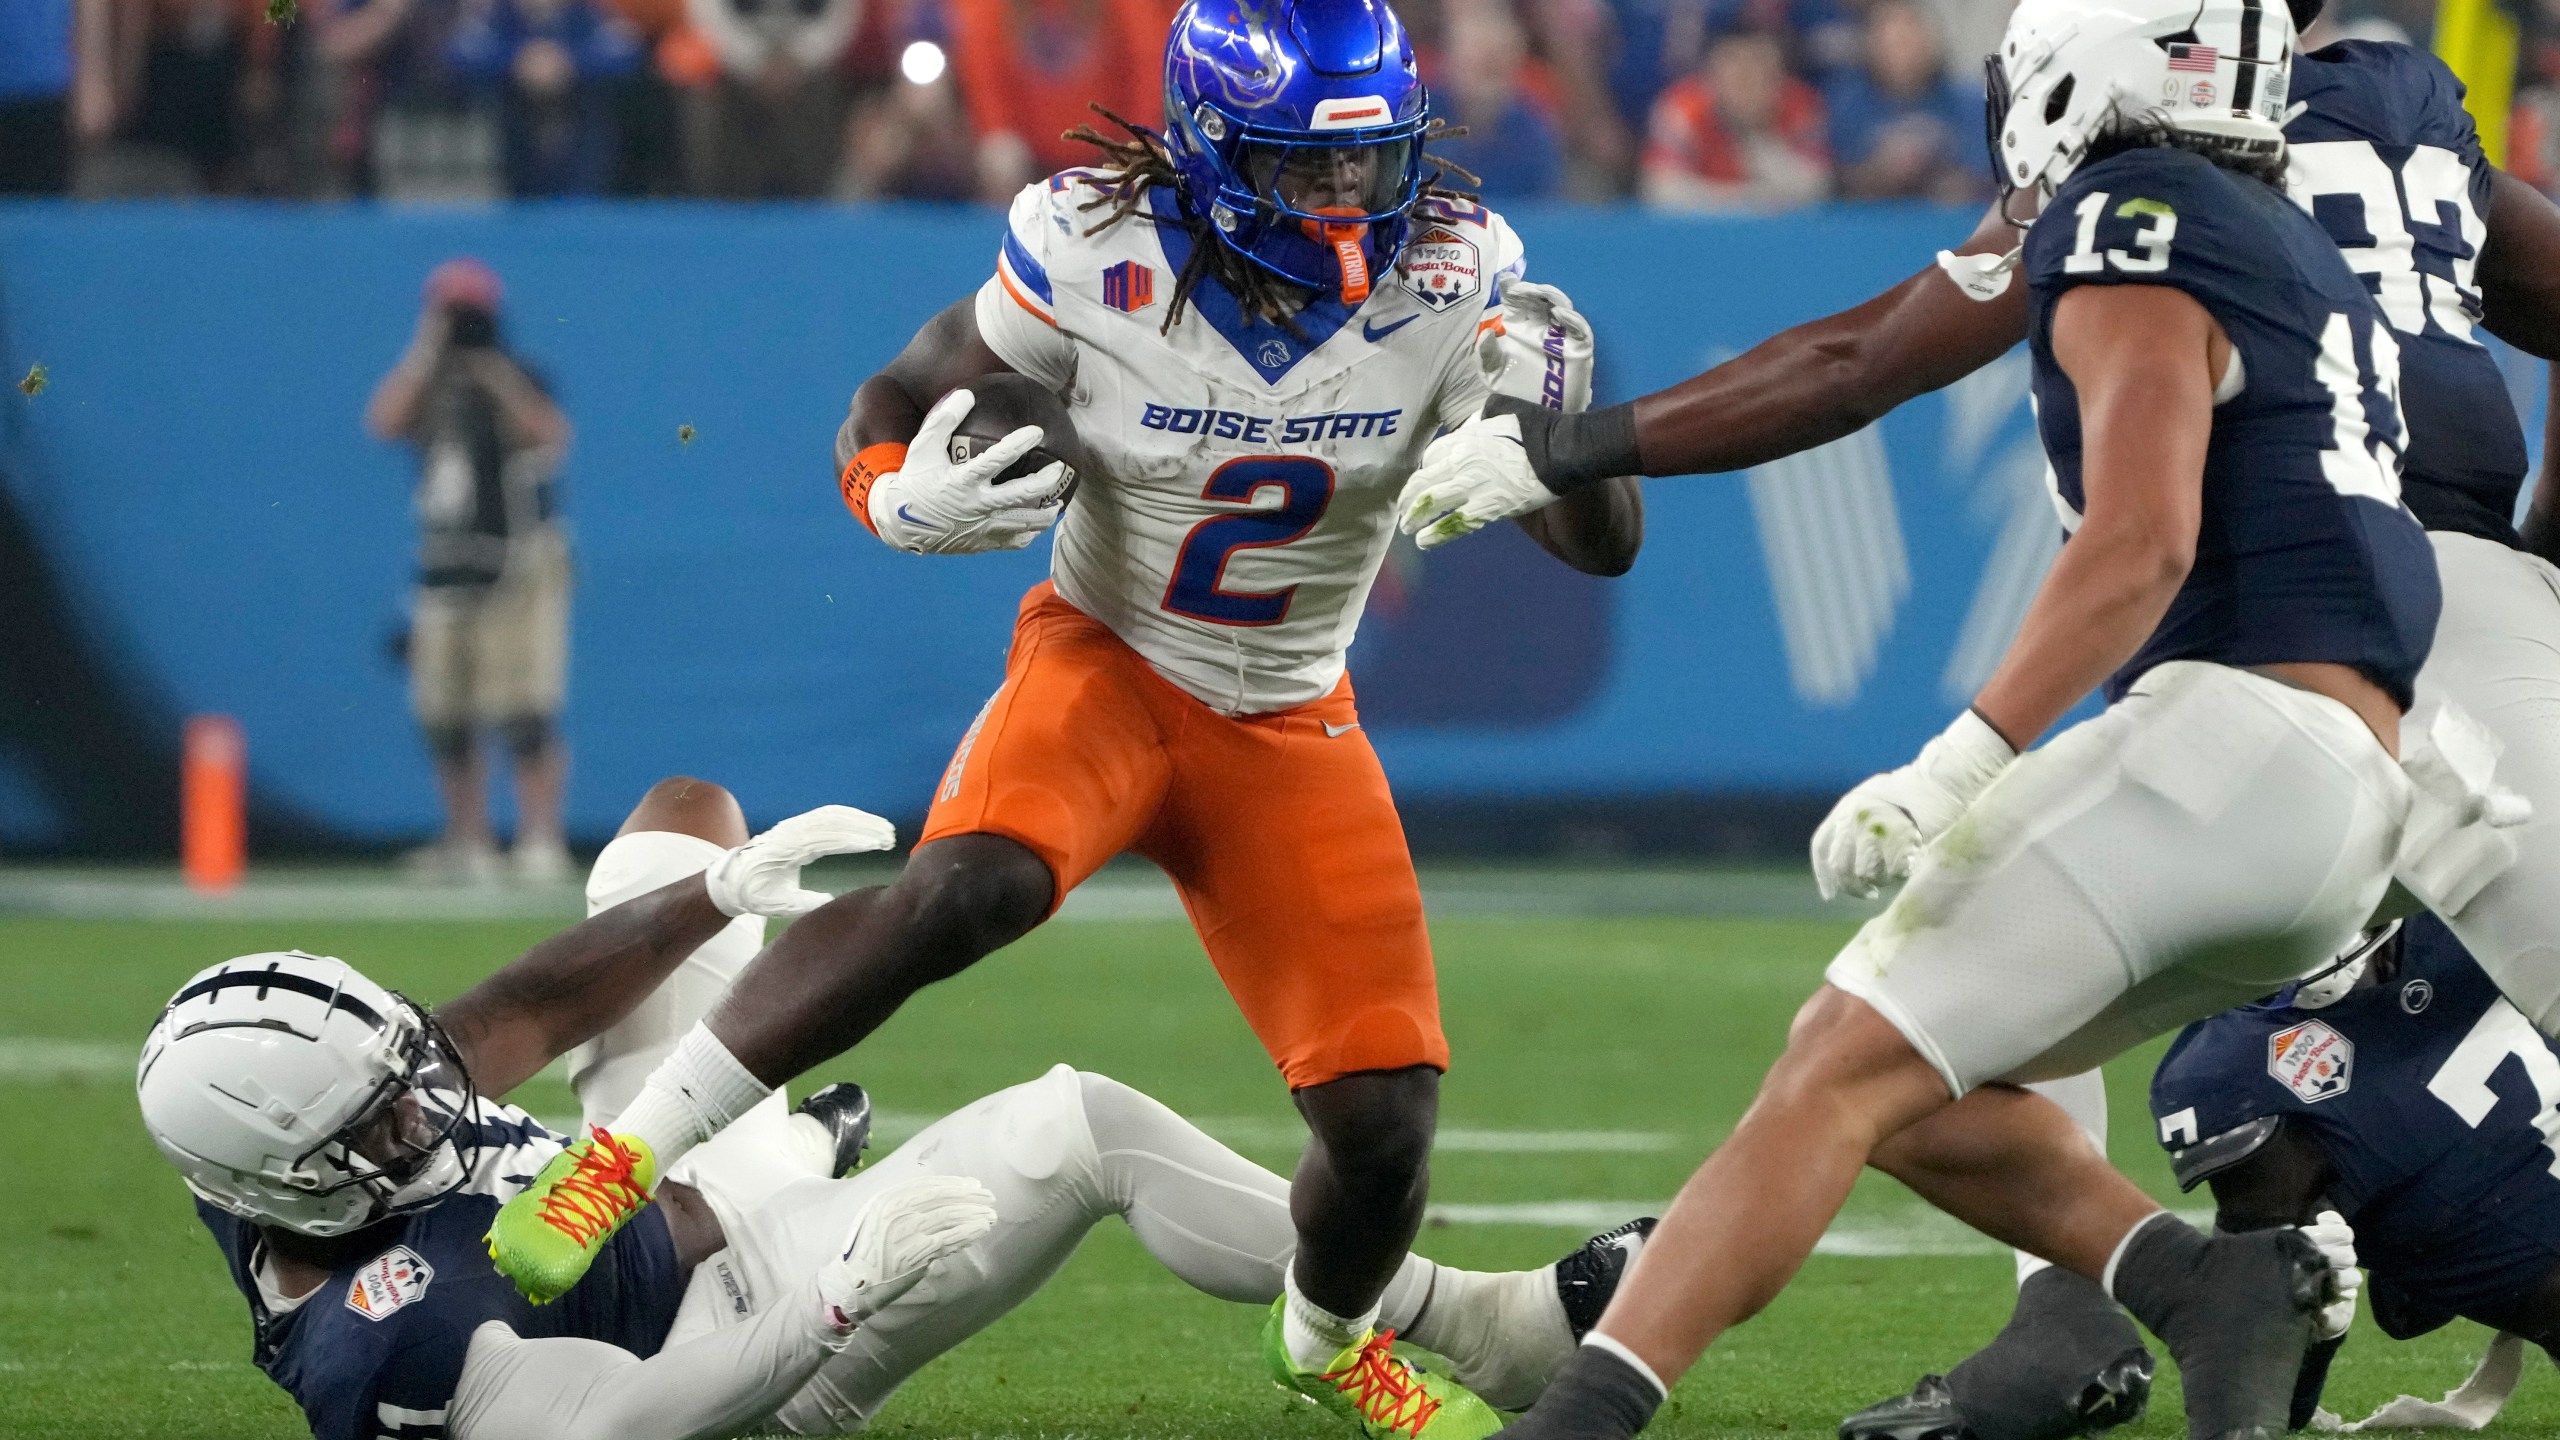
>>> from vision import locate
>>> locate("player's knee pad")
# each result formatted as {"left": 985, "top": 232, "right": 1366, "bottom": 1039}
{"left": 497, "top": 713, "right": 555, "bottom": 760}
{"left": 421, "top": 722, "right": 473, "bottom": 765}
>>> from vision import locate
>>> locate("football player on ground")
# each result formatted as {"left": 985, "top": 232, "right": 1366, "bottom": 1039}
{"left": 138, "top": 776, "right": 1652, "bottom": 1440}
{"left": 484, "top": 3, "right": 1640, "bottom": 1436}
{"left": 1397, "top": 0, "right": 2560, "bottom": 1432}
{"left": 1866, "top": 914, "right": 2560, "bottom": 1440}
{"left": 1471, "top": 0, "right": 2528, "bottom": 1435}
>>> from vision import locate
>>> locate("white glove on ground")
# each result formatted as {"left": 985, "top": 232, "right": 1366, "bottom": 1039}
{"left": 817, "top": 1176, "right": 1000, "bottom": 1331}
{"left": 1478, "top": 279, "right": 1594, "bottom": 413}
{"left": 1811, "top": 710, "right": 2016, "bottom": 900}
{"left": 868, "top": 388, "right": 1072, "bottom": 554}
{"left": 2396, "top": 700, "right": 2533, "bottom": 916}
{"left": 703, "top": 805, "right": 898, "bottom": 918}
{"left": 1398, "top": 411, "right": 1555, "bottom": 550}
{"left": 2300, "top": 1209, "right": 2362, "bottom": 1341}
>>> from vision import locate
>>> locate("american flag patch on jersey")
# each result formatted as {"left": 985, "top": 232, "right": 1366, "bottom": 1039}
{"left": 2166, "top": 43, "right": 2219, "bottom": 72}
{"left": 1102, "top": 260, "right": 1156, "bottom": 313}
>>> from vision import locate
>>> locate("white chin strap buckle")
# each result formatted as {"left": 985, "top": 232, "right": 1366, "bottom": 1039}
{"left": 1937, "top": 247, "right": 2022, "bottom": 302}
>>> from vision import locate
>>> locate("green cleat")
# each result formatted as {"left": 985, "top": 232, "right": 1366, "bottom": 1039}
{"left": 1262, "top": 1298, "right": 1506, "bottom": 1439}
{"left": 485, "top": 1128, "right": 656, "bottom": 1303}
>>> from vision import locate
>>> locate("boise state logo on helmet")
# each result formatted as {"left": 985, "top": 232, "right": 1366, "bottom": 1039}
{"left": 1163, "top": 0, "right": 1430, "bottom": 302}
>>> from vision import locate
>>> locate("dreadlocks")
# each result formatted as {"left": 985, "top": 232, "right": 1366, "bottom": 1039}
{"left": 1060, "top": 104, "right": 1481, "bottom": 336}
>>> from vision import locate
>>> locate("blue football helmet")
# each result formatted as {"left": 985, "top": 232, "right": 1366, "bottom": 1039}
{"left": 1162, "top": 0, "right": 1430, "bottom": 302}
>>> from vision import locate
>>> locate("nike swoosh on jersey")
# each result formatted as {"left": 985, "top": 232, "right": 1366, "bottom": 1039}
{"left": 1361, "top": 314, "right": 1419, "bottom": 344}
{"left": 1323, "top": 721, "right": 1362, "bottom": 737}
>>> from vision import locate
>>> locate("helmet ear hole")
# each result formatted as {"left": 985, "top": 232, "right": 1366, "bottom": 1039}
{"left": 2043, "top": 73, "right": 2076, "bottom": 124}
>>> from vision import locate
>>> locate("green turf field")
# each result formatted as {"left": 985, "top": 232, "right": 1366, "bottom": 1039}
{"left": 0, "top": 910, "right": 2535, "bottom": 1437}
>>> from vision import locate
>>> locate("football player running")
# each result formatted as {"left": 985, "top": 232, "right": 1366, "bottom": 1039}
{"left": 484, "top": 3, "right": 1639, "bottom": 1436}
{"left": 1472, "top": 0, "right": 2511, "bottom": 1435}
{"left": 1400, "top": 0, "right": 2560, "bottom": 1433}
{"left": 140, "top": 777, "right": 1653, "bottom": 1440}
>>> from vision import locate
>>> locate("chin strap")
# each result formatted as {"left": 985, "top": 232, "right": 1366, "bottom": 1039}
{"left": 1302, "top": 207, "right": 1372, "bottom": 303}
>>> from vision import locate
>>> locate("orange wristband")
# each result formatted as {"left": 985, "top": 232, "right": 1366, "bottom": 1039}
{"left": 838, "top": 442, "right": 909, "bottom": 537}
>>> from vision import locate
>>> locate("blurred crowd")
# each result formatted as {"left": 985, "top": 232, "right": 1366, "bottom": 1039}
{"left": 0, "top": 0, "right": 2538, "bottom": 209}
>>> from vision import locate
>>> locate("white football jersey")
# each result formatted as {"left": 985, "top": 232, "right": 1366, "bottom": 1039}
{"left": 974, "top": 173, "right": 1525, "bottom": 715}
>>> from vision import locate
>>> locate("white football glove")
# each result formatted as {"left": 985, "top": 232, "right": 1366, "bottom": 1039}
{"left": 703, "top": 804, "right": 898, "bottom": 918}
{"left": 817, "top": 1176, "right": 999, "bottom": 1332}
{"left": 2300, "top": 1209, "right": 2362, "bottom": 1342}
{"left": 1478, "top": 279, "right": 1595, "bottom": 413}
{"left": 1810, "top": 710, "right": 2016, "bottom": 901}
{"left": 2395, "top": 700, "right": 2533, "bottom": 917}
{"left": 868, "top": 388, "right": 1073, "bottom": 555}
{"left": 1397, "top": 410, "right": 1556, "bottom": 550}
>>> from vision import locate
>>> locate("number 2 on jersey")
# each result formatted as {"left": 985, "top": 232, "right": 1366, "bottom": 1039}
{"left": 1162, "top": 457, "right": 1335, "bottom": 626}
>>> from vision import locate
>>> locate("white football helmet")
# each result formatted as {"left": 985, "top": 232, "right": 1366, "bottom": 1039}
{"left": 1990, "top": 0, "right": 2296, "bottom": 200}
{"left": 136, "top": 952, "right": 481, "bottom": 1236}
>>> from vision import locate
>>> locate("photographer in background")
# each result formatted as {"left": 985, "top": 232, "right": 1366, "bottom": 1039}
{"left": 365, "top": 256, "right": 575, "bottom": 885}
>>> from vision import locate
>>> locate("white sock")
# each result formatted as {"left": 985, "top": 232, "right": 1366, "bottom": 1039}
{"left": 1388, "top": 1261, "right": 1571, "bottom": 1412}
{"left": 1582, "top": 1332, "right": 1669, "bottom": 1400}
{"left": 784, "top": 1113, "right": 841, "bottom": 1177}
{"left": 607, "top": 1023, "right": 771, "bottom": 1177}
{"left": 1284, "top": 1265, "right": 1380, "bottom": 1371}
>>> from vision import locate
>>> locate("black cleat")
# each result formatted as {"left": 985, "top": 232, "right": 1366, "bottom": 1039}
{"left": 795, "top": 1083, "right": 874, "bottom": 1179}
{"left": 1844, "top": 1374, "right": 1972, "bottom": 1440}
{"left": 1842, "top": 1349, "right": 2151, "bottom": 1440}
{"left": 1554, "top": 1217, "right": 1658, "bottom": 1339}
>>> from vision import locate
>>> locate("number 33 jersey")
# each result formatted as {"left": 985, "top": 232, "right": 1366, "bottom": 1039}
{"left": 975, "top": 176, "right": 1521, "bottom": 716}
{"left": 2024, "top": 143, "right": 2441, "bottom": 705}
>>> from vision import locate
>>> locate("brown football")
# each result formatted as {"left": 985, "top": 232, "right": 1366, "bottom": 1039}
{"left": 947, "top": 373, "right": 1087, "bottom": 505}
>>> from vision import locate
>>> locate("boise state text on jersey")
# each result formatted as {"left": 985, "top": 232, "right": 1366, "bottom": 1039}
{"left": 2024, "top": 145, "right": 2441, "bottom": 705}
{"left": 2152, "top": 917, "right": 2560, "bottom": 1339}
{"left": 2285, "top": 41, "right": 2526, "bottom": 546}
{"left": 197, "top": 1102, "right": 689, "bottom": 1440}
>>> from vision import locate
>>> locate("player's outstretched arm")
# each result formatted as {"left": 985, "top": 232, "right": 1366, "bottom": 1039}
{"left": 2478, "top": 170, "right": 2560, "bottom": 363}
{"left": 1619, "top": 203, "right": 2031, "bottom": 479}
{"left": 438, "top": 799, "right": 896, "bottom": 1096}
{"left": 1517, "top": 476, "right": 1645, "bottom": 576}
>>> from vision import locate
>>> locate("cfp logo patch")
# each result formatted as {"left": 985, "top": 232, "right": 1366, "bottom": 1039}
{"left": 2269, "top": 1020, "right": 2353, "bottom": 1103}
{"left": 345, "top": 1245, "right": 435, "bottom": 1321}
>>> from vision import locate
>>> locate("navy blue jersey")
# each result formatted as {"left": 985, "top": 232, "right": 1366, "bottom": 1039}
{"left": 2287, "top": 41, "right": 2525, "bottom": 546}
{"left": 197, "top": 1101, "right": 689, "bottom": 1440}
{"left": 2026, "top": 145, "right": 2441, "bottom": 705}
{"left": 2152, "top": 918, "right": 2560, "bottom": 1338}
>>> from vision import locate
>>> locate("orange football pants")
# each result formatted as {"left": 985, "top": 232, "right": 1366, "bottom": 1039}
{"left": 919, "top": 583, "right": 1447, "bottom": 1089}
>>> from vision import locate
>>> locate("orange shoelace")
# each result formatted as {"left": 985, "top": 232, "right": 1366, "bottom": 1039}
{"left": 1319, "top": 1329, "right": 1441, "bottom": 1436}
{"left": 535, "top": 1129, "right": 648, "bottom": 1247}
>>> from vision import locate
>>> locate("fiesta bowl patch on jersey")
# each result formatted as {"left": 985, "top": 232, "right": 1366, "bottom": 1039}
{"left": 346, "top": 1245, "right": 436, "bottom": 1320}
{"left": 1399, "top": 225, "right": 1482, "bottom": 311}
{"left": 2269, "top": 1020, "right": 2353, "bottom": 1102}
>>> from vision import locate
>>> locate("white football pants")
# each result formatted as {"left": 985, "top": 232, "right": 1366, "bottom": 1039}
{"left": 1827, "top": 661, "right": 2408, "bottom": 1095}
{"left": 2408, "top": 531, "right": 2560, "bottom": 1033}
